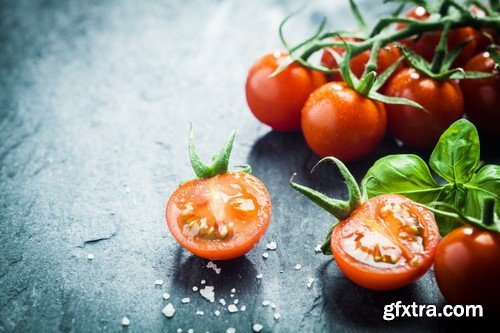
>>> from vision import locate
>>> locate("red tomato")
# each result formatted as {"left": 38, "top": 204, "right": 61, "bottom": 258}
{"left": 461, "top": 52, "right": 500, "bottom": 137}
{"left": 398, "top": 6, "right": 477, "bottom": 67}
{"left": 469, "top": 6, "right": 497, "bottom": 53}
{"left": 321, "top": 37, "right": 402, "bottom": 85}
{"left": 331, "top": 194, "right": 440, "bottom": 291}
{"left": 384, "top": 68, "right": 464, "bottom": 148}
{"left": 301, "top": 82, "right": 387, "bottom": 162}
{"left": 434, "top": 226, "right": 500, "bottom": 312}
{"left": 166, "top": 172, "right": 272, "bottom": 260}
{"left": 245, "top": 51, "right": 327, "bottom": 131}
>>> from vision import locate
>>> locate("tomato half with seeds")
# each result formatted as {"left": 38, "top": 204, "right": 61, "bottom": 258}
{"left": 331, "top": 194, "right": 440, "bottom": 291}
{"left": 301, "top": 81, "right": 387, "bottom": 162}
{"left": 245, "top": 51, "right": 327, "bottom": 131}
{"left": 384, "top": 68, "right": 464, "bottom": 148}
{"left": 167, "top": 172, "right": 272, "bottom": 260}
{"left": 434, "top": 226, "right": 500, "bottom": 312}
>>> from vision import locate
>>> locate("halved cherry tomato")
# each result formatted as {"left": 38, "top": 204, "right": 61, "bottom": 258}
{"left": 434, "top": 226, "right": 500, "bottom": 313}
{"left": 166, "top": 172, "right": 272, "bottom": 260}
{"left": 384, "top": 68, "right": 464, "bottom": 148}
{"left": 331, "top": 194, "right": 440, "bottom": 291}
{"left": 301, "top": 82, "right": 387, "bottom": 162}
{"left": 398, "top": 6, "right": 477, "bottom": 67}
{"left": 461, "top": 52, "right": 500, "bottom": 137}
{"left": 245, "top": 51, "right": 327, "bottom": 131}
{"left": 321, "top": 37, "right": 402, "bottom": 86}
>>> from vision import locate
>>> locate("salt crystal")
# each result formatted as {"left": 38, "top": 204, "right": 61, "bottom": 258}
{"left": 201, "top": 279, "right": 206, "bottom": 285}
{"left": 214, "top": 310, "right": 221, "bottom": 317}
{"left": 162, "top": 303, "right": 175, "bottom": 318}
{"left": 155, "top": 279, "right": 164, "bottom": 286}
{"left": 200, "top": 286, "right": 215, "bottom": 303}
{"left": 240, "top": 305, "right": 246, "bottom": 311}
{"left": 219, "top": 299, "right": 226, "bottom": 306}
{"left": 231, "top": 288, "right": 236, "bottom": 293}
{"left": 274, "top": 313, "right": 281, "bottom": 320}
{"left": 121, "top": 316, "right": 130, "bottom": 326}
{"left": 162, "top": 292, "right": 170, "bottom": 300}
{"left": 271, "top": 303, "right": 276, "bottom": 309}
{"left": 227, "top": 328, "right": 236, "bottom": 333}
{"left": 181, "top": 297, "right": 190, "bottom": 304}
{"left": 307, "top": 277, "right": 315, "bottom": 288}
{"left": 262, "top": 252, "right": 269, "bottom": 259}
{"left": 227, "top": 304, "right": 238, "bottom": 313}
{"left": 233, "top": 299, "right": 239, "bottom": 304}
{"left": 253, "top": 324, "right": 263, "bottom": 332}
{"left": 314, "top": 244, "right": 322, "bottom": 253}
{"left": 87, "top": 253, "right": 94, "bottom": 260}
{"left": 256, "top": 274, "right": 263, "bottom": 279}
{"left": 192, "top": 286, "right": 198, "bottom": 292}
{"left": 262, "top": 300, "right": 270, "bottom": 306}
{"left": 266, "top": 242, "right": 277, "bottom": 250}
{"left": 196, "top": 310, "right": 204, "bottom": 316}
{"left": 295, "top": 264, "right": 301, "bottom": 270}
{"left": 177, "top": 329, "right": 182, "bottom": 333}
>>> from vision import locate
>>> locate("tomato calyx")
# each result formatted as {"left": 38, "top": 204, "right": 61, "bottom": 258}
{"left": 187, "top": 124, "right": 251, "bottom": 182}
{"left": 290, "top": 157, "right": 362, "bottom": 255}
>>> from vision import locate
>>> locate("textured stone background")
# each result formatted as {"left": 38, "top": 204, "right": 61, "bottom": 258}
{"left": 0, "top": 0, "right": 498, "bottom": 332}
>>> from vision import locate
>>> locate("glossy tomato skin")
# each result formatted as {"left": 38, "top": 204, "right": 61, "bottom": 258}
{"left": 166, "top": 172, "right": 272, "bottom": 260}
{"left": 434, "top": 226, "right": 500, "bottom": 312}
{"left": 321, "top": 38, "right": 402, "bottom": 85}
{"left": 399, "top": 6, "right": 477, "bottom": 67}
{"left": 461, "top": 52, "right": 500, "bottom": 137}
{"left": 384, "top": 68, "right": 464, "bottom": 148}
{"left": 469, "top": 6, "right": 497, "bottom": 53}
{"left": 331, "top": 194, "right": 440, "bottom": 291}
{"left": 245, "top": 51, "right": 327, "bottom": 131}
{"left": 301, "top": 82, "right": 387, "bottom": 162}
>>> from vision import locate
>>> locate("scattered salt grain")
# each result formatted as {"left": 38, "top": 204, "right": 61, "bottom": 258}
{"left": 231, "top": 288, "right": 236, "bottom": 293}
{"left": 200, "top": 286, "right": 215, "bottom": 303}
{"left": 227, "top": 304, "right": 238, "bottom": 313}
{"left": 177, "top": 329, "right": 182, "bottom": 333}
{"left": 155, "top": 279, "right": 164, "bottom": 286}
{"left": 163, "top": 292, "right": 170, "bottom": 300}
{"left": 266, "top": 242, "right": 277, "bottom": 250}
{"left": 314, "top": 244, "right": 322, "bottom": 253}
{"left": 214, "top": 310, "right": 221, "bottom": 317}
{"left": 162, "top": 303, "right": 175, "bottom": 318}
{"left": 227, "top": 328, "right": 236, "bottom": 333}
{"left": 274, "top": 313, "right": 281, "bottom": 320}
{"left": 87, "top": 253, "right": 94, "bottom": 260}
{"left": 295, "top": 264, "right": 301, "bottom": 270}
{"left": 230, "top": 294, "right": 234, "bottom": 298}
{"left": 253, "top": 324, "right": 263, "bottom": 332}
{"left": 262, "top": 252, "right": 269, "bottom": 259}
{"left": 262, "top": 300, "right": 271, "bottom": 306}
{"left": 307, "top": 277, "right": 315, "bottom": 288}
{"left": 240, "top": 305, "right": 246, "bottom": 311}
{"left": 271, "top": 303, "right": 277, "bottom": 309}
{"left": 196, "top": 310, "right": 204, "bottom": 316}
{"left": 233, "top": 299, "right": 239, "bottom": 304}
{"left": 219, "top": 299, "right": 226, "bottom": 306}
{"left": 121, "top": 316, "right": 130, "bottom": 326}
{"left": 206, "top": 261, "right": 222, "bottom": 274}
{"left": 192, "top": 286, "right": 198, "bottom": 292}
{"left": 181, "top": 297, "right": 190, "bottom": 304}
{"left": 188, "top": 329, "right": 194, "bottom": 333}
{"left": 256, "top": 274, "right": 263, "bottom": 279}
{"left": 201, "top": 279, "right": 206, "bottom": 285}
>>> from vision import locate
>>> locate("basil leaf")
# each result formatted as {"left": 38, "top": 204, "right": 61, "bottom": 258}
{"left": 362, "top": 154, "right": 444, "bottom": 202}
{"left": 464, "top": 164, "right": 500, "bottom": 218}
{"left": 429, "top": 119, "right": 479, "bottom": 184}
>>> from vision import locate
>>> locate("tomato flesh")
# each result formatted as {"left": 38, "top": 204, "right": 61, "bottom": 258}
{"left": 434, "top": 226, "right": 500, "bottom": 312}
{"left": 331, "top": 194, "right": 440, "bottom": 291}
{"left": 166, "top": 172, "right": 272, "bottom": 260}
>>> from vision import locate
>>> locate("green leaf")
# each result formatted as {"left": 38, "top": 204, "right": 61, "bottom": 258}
{"left": 464, "top": 164, "right": 500, "bottom": 219}
{"left": 429, "top": 119, "right": 480, "bottom": 184}
{"left": 362, "top": 154, "right": 444, "bottom": 203}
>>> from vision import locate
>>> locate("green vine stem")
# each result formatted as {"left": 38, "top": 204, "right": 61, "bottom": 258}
{"left": 431, "top": 21, "right": 452, "bottom": 73}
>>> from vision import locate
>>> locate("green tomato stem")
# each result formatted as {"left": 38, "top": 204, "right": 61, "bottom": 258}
{"left": 431, "top": 21, "right": 452, "bottom": 73}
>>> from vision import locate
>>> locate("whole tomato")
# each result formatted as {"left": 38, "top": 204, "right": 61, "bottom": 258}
{"left": 245, "top": 52, "right": 327, "bottom": 131}
{"left": 384, "top": 68, "right": 464, "bottom": 148}
{"left": 321, "top": 37, "right": 402, "bottom": 85}
{"left": 460, "top": 52, "right": 500, "bottom": 137}
{"left": 398, "top": 6, "right": 477, "bottom": 67}
{"left": 469, "top": 6, "right": 497, "bottom": 53}
{"left": 301, "top": 82, "right": 387, "bottom": 162}
{"left": 434, "top": 226, "right": 500, "bottom": 313}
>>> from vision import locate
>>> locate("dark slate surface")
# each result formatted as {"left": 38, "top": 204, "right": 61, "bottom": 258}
{"left": 0, "top": 0, "right": 498, "bottom": 332}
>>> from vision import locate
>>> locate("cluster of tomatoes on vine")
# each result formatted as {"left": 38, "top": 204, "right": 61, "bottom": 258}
{"left": 245, "top": 1, "right": 499, "bottom": 162}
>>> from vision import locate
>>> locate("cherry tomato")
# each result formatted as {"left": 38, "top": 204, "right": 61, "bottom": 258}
{"left": 398, "top": 6, "right": 477, "bottom": 67}
{"left": 469, "top": 6, "right": 497, "bottom": 53}
{"left": 384, "top": 68, "right": 464, "bottom": 148}
{"left": 301, "top": 82, "right": 387, "bottom": 162}
{"left": 245, "top": 51, "right": 327, "bottom": 131}
{"left": 321, "top": 38, "right": 402, "bottom": 85}
{"left": 461, "top": 52, "right": 500, "bottom": 137}
{"left": 434, "top": 226, "right": 500, "bottom": 312}
{"left": 331, "top": 194, "right": 440, "bottom": 291}
{"left": 166, "top": 172, "right": 272, "bottom": 260}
